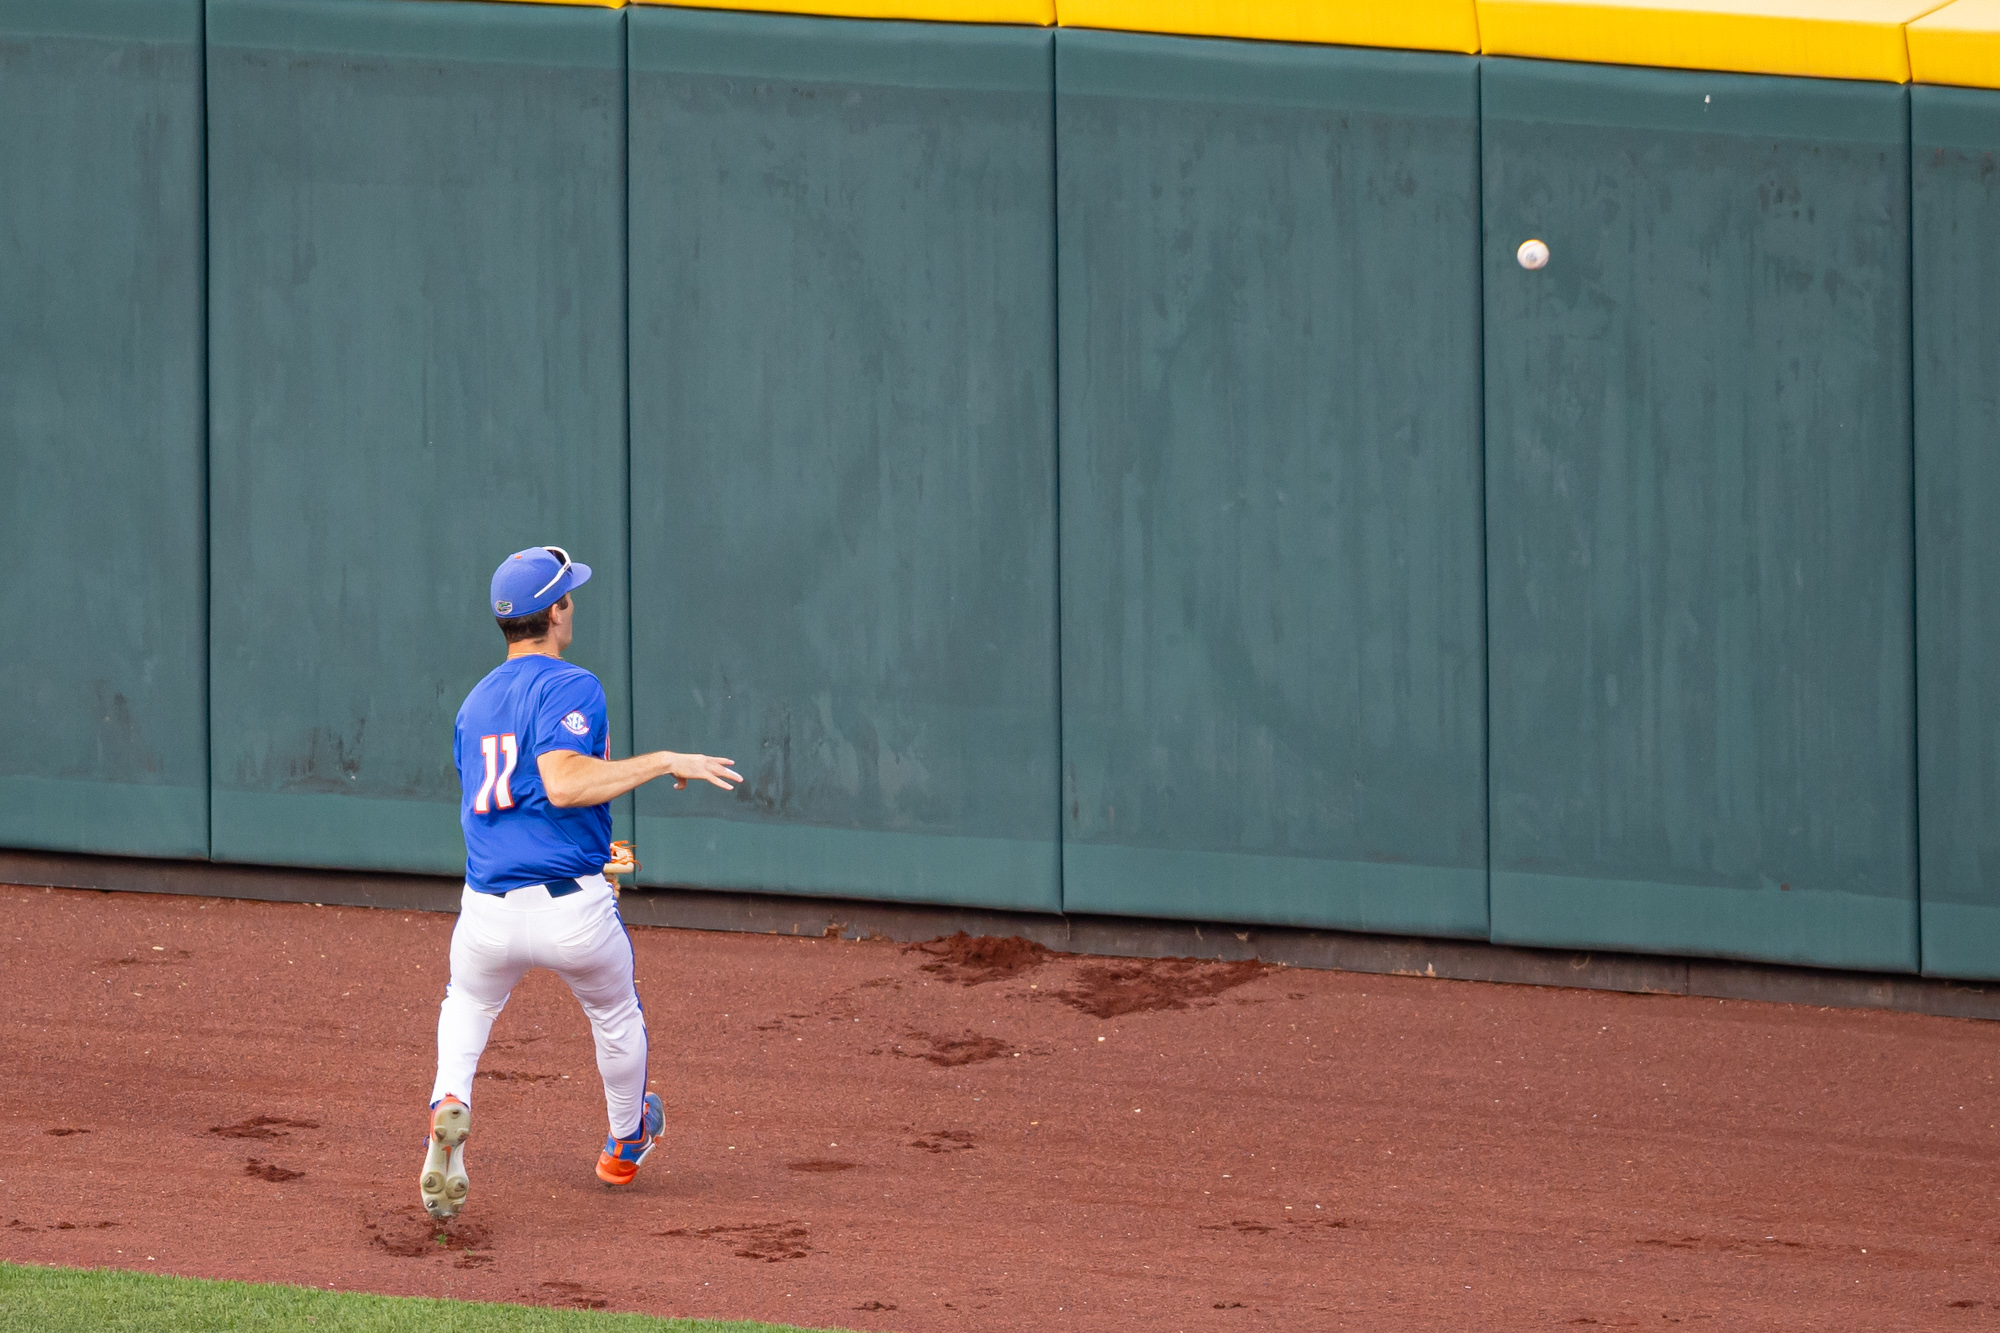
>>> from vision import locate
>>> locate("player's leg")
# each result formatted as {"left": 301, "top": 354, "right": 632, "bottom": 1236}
{"left": 540, "top": 876, "right": 661, "bottom": 1182}
{"left": 433, "top": 889, "right": 532, "bottom": 1107}
{"left": 547, "top": 878, "right": 648, "bottom": 1136}
{"left": 423, "top": 886, "right": 530, "bottom": 1219}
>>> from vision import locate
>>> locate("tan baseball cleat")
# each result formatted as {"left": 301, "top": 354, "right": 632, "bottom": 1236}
{"left": 419, "top": 1095, "right": 471, "bottom": 1220}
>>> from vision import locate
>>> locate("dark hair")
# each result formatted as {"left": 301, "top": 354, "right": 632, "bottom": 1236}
{"left": 497, "top": 593, "right": 569, "bottom": 643}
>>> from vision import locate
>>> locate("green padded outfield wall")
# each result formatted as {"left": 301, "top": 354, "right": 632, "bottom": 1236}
{"left": 626, "top": 10, "right": 1060, "bottom": 910}
{"left": 1914, "top": 86, "right": 2000, "bottom": 982}
{"left": 206, "top": 0, "right": 630, "bottom": 874}
{"left": 1483, "top": 59, "right": 1917, "bottom": 971}
{"left": 0, "top": 0, "right": 208, "bottom": 858}
{"left": 1056, "top": 32, "right": 1487, "bottom": 933}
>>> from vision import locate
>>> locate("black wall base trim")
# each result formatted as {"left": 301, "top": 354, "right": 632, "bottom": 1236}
{"left": 7, "top": 848, "right": 1995, "bottom": 1022}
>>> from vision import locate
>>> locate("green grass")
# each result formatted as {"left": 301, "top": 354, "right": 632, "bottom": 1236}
{"left": 0, "top": 1263, "right": 853, "bottom": 1333}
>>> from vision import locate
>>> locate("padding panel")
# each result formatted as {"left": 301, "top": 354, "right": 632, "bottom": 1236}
{"left": 0, "top": 0, "right": 208, "bottom": 857}
{"left": 1483, "top": 59, "right": 1917, "bottom": 971}
{"left": 1056, "top": 31, "right": 1488, "bottom": 933}
{"left": 1914, "top": 85, "right": 2000, "bottom": 980}
{"left": 626, "top": 9, "right": 1061, "bottom": 910}
{"left": 206, "top": 0, "right": 630, "bottom": 874}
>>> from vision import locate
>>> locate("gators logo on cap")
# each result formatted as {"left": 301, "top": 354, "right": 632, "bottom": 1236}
{"left": 495, "top": 600, "right": 513, "bottom": 615}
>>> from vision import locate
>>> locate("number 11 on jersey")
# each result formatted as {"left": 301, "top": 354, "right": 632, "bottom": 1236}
{"left": 474, "top": 734, "right": 519, "bottom": 813}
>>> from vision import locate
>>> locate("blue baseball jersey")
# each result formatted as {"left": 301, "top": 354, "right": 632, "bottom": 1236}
{"left": 454, "top": 654, "right": 612, "bottom": 894}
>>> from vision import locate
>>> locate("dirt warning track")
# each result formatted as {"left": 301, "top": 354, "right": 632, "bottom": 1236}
{"left": 1, "top": 886, "right": 1996, "bottom": 1330}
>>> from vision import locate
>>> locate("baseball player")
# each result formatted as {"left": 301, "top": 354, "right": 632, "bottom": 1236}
{"left": 420, "top": 545, "right": 740, "bottom": 1220}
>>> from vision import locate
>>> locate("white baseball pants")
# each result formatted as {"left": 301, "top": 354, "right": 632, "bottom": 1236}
{"left": 430, "top": 874, "right": 650, "bottom": 1140}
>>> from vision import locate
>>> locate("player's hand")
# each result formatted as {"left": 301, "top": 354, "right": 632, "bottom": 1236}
{"left": 662, "top": 752, "right": 741, "bottom": 791}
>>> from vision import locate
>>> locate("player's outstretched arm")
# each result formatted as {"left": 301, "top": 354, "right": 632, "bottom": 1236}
{"left": 538, "top": 749, "right": 741, "bottom": 808}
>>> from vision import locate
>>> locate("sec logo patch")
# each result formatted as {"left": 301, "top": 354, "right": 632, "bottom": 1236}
{"left": 561, "top": 710, "right": 590, "bottom": 736}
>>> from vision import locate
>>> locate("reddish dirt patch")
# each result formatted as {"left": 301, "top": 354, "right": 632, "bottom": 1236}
{"left": 101, "top": 949, "right": 191, "bottom": 965}
{"left": 528, "top": 1279, "right": 608, "bottom": 1310}
{"left": 1201, "top": 1215, "right": 1350, "bottom": 1236}
{"left": 243, "top": 1158, "right": 305, "bottom": 1183}
{"left": 1285, "top": 1216, "right": 1349, "bottom": 1232}
{"left": 1636, "top": 1234, "right": 1807, "bottom": 1253}
{"left": 209, "top": 1115, "right": 319, "bottom": 1140}
{"left": 484, "top": 1034, "right": 545, "bottom": 1051}
{"left": 659, "top": 1222, "right": 813, "bottom": 1262}
{"left": 893, "top": 1031, "right": 1013, "bottom": 1066}
{"left": 365, "top": 1205, "right": 492, "bottom": 1259}
{"left": 1051, "top": 955, "right": 1267, "bottom": 1017}
{"left": 786, "top": 1160, "right": 855, "bottom": 1173}
{"left": 43, "top": 1128, "right": 89, "bottom": 1137}
{"left": 475, "top": 1070, "right": 560, "bottom": 1084}
{"left": 4, "top": 884, "right": 1999, "bottom": 1331}
{"left": 905, "top": 932, "right": 1055, "bottom": 984}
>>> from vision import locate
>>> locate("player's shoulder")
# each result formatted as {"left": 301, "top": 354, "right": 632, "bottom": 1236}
{"left": 542, "top": 656, "right": 602, "bottom": 688}
{"left": 460, "top": 656, "right": 601, "bottom": 714}
{"left": 460, "top": 658, "right": 520, "bottom": 710}
{"left": 524, "top": 655, "right": 605, "bottom": 703}
{"left": 528, "top": 659, "right": 604, "bottom": 745}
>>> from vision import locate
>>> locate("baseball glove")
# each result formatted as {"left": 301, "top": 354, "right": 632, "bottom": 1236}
{"left": 603, "top": 839, "right": 638, "bottom": 895}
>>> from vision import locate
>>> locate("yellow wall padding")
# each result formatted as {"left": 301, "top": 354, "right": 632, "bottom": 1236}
{"left": 632, "top": 0, "right": 1054, "bottom": 24}
{"left": 1054, "top": 0, "right": 1478, "bottom": 53}
{"left": 1477, "top": 1, "right": 1947, "bottom": 82}
{"left": 1909, "top": 0, "right": 2000, "bottom": 85}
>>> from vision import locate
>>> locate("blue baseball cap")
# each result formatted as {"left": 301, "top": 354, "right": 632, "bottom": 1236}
{"left": 490, "top": 545, "right": 591, "bottom": 618}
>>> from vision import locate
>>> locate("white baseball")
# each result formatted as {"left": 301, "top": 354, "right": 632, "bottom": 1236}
{"left": 1517, "top": 238, "right": 1550, "bottom": 271}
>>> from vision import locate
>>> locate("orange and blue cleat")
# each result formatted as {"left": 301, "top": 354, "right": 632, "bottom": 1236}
{"left": 596, "top": 1092, "right": 664, "bottom": 1186}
